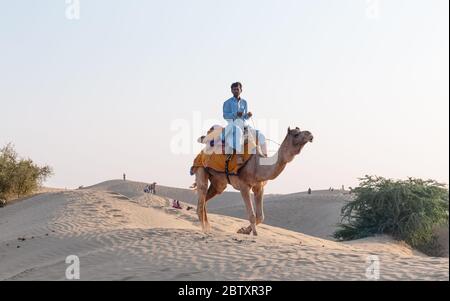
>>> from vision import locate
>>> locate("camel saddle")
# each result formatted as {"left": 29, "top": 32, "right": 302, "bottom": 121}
{"left": 191, "top": 127, "right": 260, "bottom": 182}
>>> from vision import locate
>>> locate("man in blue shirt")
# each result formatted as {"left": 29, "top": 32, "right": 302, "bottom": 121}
{"left": 223, "top": 82, "right": 253, "bottom": 125}
{"left": 222, "top": 82, "right": 253, "bottom": 155}
{"left": 222, "top": 82, "right": 268, "bottom": 157}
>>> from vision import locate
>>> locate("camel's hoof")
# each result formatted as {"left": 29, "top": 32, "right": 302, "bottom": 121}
{"left": 201, "top": 223, "right": 211, "bottom": 233}
{"left": 237, "top": 227, "right": 252, "bottom": 235}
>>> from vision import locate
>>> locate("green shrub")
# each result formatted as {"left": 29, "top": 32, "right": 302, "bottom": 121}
{"left": 0, "top": 143, "right": 53, "bottom": 200}
{"left": 334, "top": 175, "right": 449, "bottom": 255}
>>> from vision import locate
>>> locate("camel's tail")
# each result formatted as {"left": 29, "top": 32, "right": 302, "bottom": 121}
{"left": 189, "top": 182, "right": 198, "bottom": 192}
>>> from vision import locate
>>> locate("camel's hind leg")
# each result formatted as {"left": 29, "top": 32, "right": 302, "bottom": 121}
{"left": 196, "top": 168, "right": 211, "bottom": 232}
{"left": 200, "top": 184, "right": 219, "bottom": 230}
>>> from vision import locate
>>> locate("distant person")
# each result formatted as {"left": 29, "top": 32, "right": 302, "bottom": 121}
{"left": 172, "top": 199, "right": 182, "bottom": 209}
{"left": 123, "top": 173, "right": 126, "bottom": 181}
{"left": 308, "top": 188, "right": 312, "bottom": 195}
{"left": 150, "top": 182, "right": 157, "bottom": 194}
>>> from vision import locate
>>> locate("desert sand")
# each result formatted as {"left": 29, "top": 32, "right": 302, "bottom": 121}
{"left": 0, "top": 179, "right": 448, "bottom": 281}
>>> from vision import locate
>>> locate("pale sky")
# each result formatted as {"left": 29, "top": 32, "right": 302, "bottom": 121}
{"left": 1, "top": 0, "right": 448, "bottom": 194}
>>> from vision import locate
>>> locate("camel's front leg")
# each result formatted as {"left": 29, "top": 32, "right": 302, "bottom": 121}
{"left": 253, "top": 185, "right": 265, "bottom": 225}
{"left": 239, "top": 187, "right": 258, "bottom": 236}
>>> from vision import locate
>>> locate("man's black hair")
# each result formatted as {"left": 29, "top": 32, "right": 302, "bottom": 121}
{"left": 231, "top": 82, "right": 242, "bottom": 89}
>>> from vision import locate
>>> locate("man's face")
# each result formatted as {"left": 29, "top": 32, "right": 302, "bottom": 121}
{"left": 231, "top": 86, "right": 242, "bottom": 98}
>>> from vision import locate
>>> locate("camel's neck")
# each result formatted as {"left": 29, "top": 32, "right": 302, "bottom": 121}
{"left": 255, "top": 139, "right": 298, "bottom": 181}
{"left": 256, "top": 156, "right": 287, "bottom": 181}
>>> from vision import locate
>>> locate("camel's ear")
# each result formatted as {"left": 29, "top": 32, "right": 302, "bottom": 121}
{"left": 287, "top": 127, "right": 291, "bottom": 134}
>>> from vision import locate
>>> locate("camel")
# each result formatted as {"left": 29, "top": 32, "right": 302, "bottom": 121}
{"left": 192, "top": 127, "right": 313, "bottom": 236}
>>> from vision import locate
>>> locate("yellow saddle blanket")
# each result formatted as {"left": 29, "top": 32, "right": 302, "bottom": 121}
{"left": 192, "top": 151, "right": 249, "bottom": 175}
{"left": 191, "top": 125, "right": 262, "bottom": 175}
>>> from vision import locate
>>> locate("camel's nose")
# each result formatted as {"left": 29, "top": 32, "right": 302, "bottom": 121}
{"left": 309, "top": 135, "right": 314, "bottom": 143}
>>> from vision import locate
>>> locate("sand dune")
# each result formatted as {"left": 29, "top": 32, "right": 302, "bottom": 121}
{"left": 0, "top": 180, "right": 448, "bottom": 281}
{"left": 85, "top": 179, "right": 255, "bottom": 210}
{"left": 85, "top": 180, "right": 347, "bottom": 239}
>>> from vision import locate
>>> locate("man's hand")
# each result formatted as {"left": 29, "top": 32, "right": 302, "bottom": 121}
{"left": 247, "top": 112, "right": 253, "bottom": 118}
{"left": 237, "top": 112, "right": 243, "bottom": 117}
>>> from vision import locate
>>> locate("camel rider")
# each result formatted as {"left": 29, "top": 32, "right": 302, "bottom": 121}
{"left": 223, "top": 82, "right": 252, "bottom": 156}
{"left": 223, "top": 82, "right": 253, "bottom": 126}
{"left": 223, "top": 82, "right": 267, "bottom": 157}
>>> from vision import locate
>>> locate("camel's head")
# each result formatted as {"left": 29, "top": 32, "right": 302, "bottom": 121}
{"left": 286, "top": 127, "right": 313, "bottom": 157}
